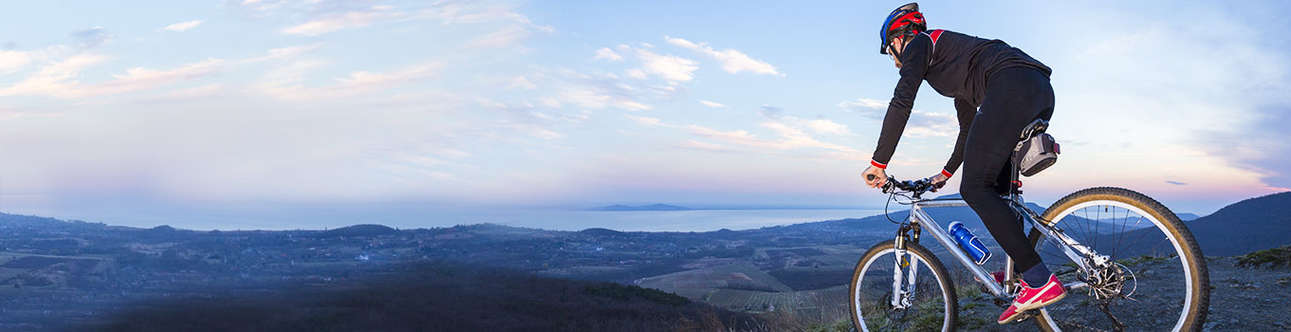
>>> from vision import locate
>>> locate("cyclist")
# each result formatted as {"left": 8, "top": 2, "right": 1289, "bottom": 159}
{"left": 859, "top": 3, "right": 1064, "bottom": 324}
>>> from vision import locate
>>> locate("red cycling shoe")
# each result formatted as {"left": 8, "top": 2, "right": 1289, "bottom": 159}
{"left": 998, "top": 274, "right": 1066, "bottom": 324}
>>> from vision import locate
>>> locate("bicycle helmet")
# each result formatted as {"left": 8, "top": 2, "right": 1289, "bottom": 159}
{"left": 879, "top": 2, "right": 926, "bottom": 55}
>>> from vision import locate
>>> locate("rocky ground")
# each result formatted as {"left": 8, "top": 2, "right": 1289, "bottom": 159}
{"left": 807, "top": 252, "right": 1290, "bottom": 331}
{"left": 951, "top": 255, "right": 1289, "bottom": 331}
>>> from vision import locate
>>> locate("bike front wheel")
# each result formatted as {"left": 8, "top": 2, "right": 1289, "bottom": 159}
{"left": 1029, "top": 187, "right": 1209, "bottom": 331}
{"left": 849, "top": 240, "right": 957, "bottom": 332}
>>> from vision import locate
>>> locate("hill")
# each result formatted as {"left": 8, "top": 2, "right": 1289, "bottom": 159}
{"left": 319, "top": 224, "right": 398, "bottom": 238}
{"left": 87, "top": 261, "right": 776, "bottom": 332}
{"left": 1185, "top": 191, "right": 1291, "bottom": 256}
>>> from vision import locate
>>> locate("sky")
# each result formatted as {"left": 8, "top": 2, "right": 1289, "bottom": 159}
{"left": 0, "top": 1, "right": 1288, "bottom": 230}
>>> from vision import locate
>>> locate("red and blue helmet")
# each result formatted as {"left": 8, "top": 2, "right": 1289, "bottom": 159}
{"left": 879, "top": 3, "right": 926, "bottom": 55}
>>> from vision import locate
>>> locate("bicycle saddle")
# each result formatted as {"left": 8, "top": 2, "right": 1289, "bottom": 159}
{"left": 1018, "top": 118, "right": 1049, "bottom": 141}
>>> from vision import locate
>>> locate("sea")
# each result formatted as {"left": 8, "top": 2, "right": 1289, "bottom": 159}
{"left": 431, "top": 208, "right": 889, "bottom": 232}
{"left": 11, "top": 199, "right": 887, "bottom": 232}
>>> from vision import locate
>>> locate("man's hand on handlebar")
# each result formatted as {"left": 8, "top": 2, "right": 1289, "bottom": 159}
{"left": 928, "top": 172, "right": 948, "bottom": 192}
{"left": 862, "top": 166, "right": 888, "bottom": 189}
{"left": 865, "top": 169, "right": 942, "bottom": 197}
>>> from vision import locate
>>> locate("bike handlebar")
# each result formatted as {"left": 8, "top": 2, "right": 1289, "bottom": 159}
{"left": 867, "top": 174, "right": 936, "bottom": 197}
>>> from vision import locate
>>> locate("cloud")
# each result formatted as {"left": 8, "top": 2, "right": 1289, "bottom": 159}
{"left": 98, "top": 59, "right": 226, "bottom": 94}
{"left": 0, "top": 41, "right": 328, "bottom": 100}
{"left": 557, "top": 86, "right": 611, "bottom": 109}
{"left": 1197, "top": 105, "right": 1291, "bottom": 188}
{"left": 272, "top": 1, "right": 554, "bottom": 51}
{"left": 0, "top": 54, "right": 108, "bottom": 98}
{"left": 0, "top": 50, "right": 34, "bottom": 74}
{"left": 529, "top": 64, "right": 687, "bottom": 114}
{"left": 625, "top": 115, "right": 662, "bottom": 126}
{"left": 255, "top": 61, "right": 443, "bottom": 101}
{"left": 903, "top": 110, "right": 957, "bottom": 137}
{"left": 801, "top": 118, "right": 849, "bottom": 136}
{"left": 632, "top": 48, "right": 698, "bottom": 83}
{"left": 466, "top": 25, "right": 530, "bottom": 48}
{"left": 758, "top": 105, "right": 784, "bottom": 118}
{"left": 71, "top": 26, "right": 110, "bottom": 48}
{"left": 508, "top": 76, "right": 537, "bottom": 90}
{"left": 556, "top": 84, "right": 652, "bottom": 111}
{"left": 594, "top": 47, "right": 623, "bottom": 61}
{"left": 150, "top": 84, "right": 225, "bottom": 101}
{"left": 759, "top": 106, "right": 852, "bottom": 136}
{"left": 282, "top": 9, "right": 398, "bottom": 36}
{"left": 838, "top": 97, "right": 887, "bottom": 113}
{"left": 1166, "top": 180, "right": 1188, "bottom": 186}
{"left": 668, "top": 118, "right": 861, "bottom": 160}
{"left": 665, "top": 36, "right": 782, "bottom": 77}
{"left": 163, "top": 20, "right": 204, "bottom": 32}
{"left": 617, "top": 100, "right": 651, "bottom": 111}
{"left": 699, "top": 100, "right": 726, "bottom": 108}
{"left": 422, "top": 2, "right": 542, "bottom": 26}
{"left": 241, "top": 43, "right": 324, "bottom": 63}
{"left": 680, "top": 139, "right": 725, "bottom": 152}
{"left": 688, "top": 121, "right": 861, "bottom": 158}
{"left": 839, "top": 96, "right": 951, "bottom": 136}
{"left": 336, "top": 63, "right": 440, "bottom": 87}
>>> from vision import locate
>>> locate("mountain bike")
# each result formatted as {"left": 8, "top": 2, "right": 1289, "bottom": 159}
{"left": 849, "top": 138, "right": 1209, "bottom": 331}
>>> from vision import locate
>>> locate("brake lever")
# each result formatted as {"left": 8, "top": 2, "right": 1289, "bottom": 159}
{"left": 865, "top": 174, "right": 898, "bottom": 193}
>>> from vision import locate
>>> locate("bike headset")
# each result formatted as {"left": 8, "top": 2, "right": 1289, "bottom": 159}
{"left": 879, "top": 2, "right": 926, "bottom": 59}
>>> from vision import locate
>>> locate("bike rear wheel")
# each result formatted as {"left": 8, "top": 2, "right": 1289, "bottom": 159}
{"left": 1028, "top": 187, "right": 1209, "bottom": 331}
{"left": 849, "top": 240, "right": 957, "bottom": 332}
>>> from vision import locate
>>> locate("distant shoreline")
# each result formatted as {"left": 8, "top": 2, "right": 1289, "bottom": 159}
{"left": 587, "top": 204, "right": 873, "bottom": 211}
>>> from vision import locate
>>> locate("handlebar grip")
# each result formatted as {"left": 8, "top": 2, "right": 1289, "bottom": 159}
{"left": 866, "top": 174, "right": 876, "bottom": 181}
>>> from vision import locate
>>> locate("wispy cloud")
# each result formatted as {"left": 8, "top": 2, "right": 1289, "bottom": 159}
{"left": 594, "top": 47, "right": 623, "bottom": 61}
{"left": 839, "top": 96, "right": 951, "bottom": 136}
{"left": 255, "top": 61, "right": 442, "bottom": 101}
{"left": 630, "top": 46, "right": 698, "bottom": 84}
{"left": 680, "top": 139, "right": 725, "bottom": 152}
{"left": 466, "top": 25, "right": 530, "bottom": 48}
{"left": 163, "top": 20, "right": 204, "bottom": 32}
{"left": 71, "top": 26, "right": 110, "bottom": 49}
{"left": 0, "top": 50, "right": 34, "bottom": 74}
{"left": 241, "top": 43, "right": 324, "bottom": 63}
{"left": 508, "top": 76, "right": 537, "bottom": 90}
{"left": 625, "top": 114, "right": 662, "bottom": 126}
{"left": 665, "top": 36, "right": 782, "bottom": 77}
{"left": 0, "top": 55, "right": 227, "bottom": 99}
{"left": 0, "top": 54, "right": 107, "bottom": 98}
{"left": 837, "top": 97, "right": 887, "bottom": 112}
{"left": 282, "top": 8, "right": 398, "bottom": 36}
{"left": 904, "top": 110, "right": 957, "bottom": 137}
{"left": 626, "top": 111, "right": 861, "bottom": 160}
{"left": 699, "top": 100, "right": 727, "bottom": 108}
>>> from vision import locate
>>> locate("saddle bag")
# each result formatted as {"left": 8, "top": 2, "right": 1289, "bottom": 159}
{"left": 1013, "top": 132, "right": 1060, "bottom": 177}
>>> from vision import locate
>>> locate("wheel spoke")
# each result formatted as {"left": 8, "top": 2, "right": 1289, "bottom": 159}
{"left": 851, "top": 244, "right": 953, "bottom": 332}
{"left": 1029, "top": 189, "right": 1205, "bottom": 331}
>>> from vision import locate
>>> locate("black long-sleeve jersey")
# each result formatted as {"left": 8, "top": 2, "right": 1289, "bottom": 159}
{"left": 869, "top": 29, "right": 1051, "bottom": 176}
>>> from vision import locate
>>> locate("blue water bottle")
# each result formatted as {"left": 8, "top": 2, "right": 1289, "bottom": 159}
{"left": 948, "top": 221, "right": 991, "bottom": 265}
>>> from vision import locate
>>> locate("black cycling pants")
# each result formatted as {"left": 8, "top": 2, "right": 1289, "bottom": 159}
{"left": 959, "top": 67, "right": 1054, "bottom": 272}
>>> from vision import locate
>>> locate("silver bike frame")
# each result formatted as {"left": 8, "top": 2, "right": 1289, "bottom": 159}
{"left": 891, "top": 195, "right": 1102, "bottom": 302}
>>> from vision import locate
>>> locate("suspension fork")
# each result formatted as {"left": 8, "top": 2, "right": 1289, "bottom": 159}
{"left": 891, "top": 223, "right": 922, "bottom": 309}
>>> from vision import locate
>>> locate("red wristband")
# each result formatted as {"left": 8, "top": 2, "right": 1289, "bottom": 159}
{"left": 941, "top": 169, "right": 953, "bottom": 178}
{"left": 870, "top": 159, "right": 888, "bottom": 169}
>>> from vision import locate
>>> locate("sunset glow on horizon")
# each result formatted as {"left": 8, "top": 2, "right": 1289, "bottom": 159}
{"left": 0, "top": 1, "right": 1286, "bottom": 229}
